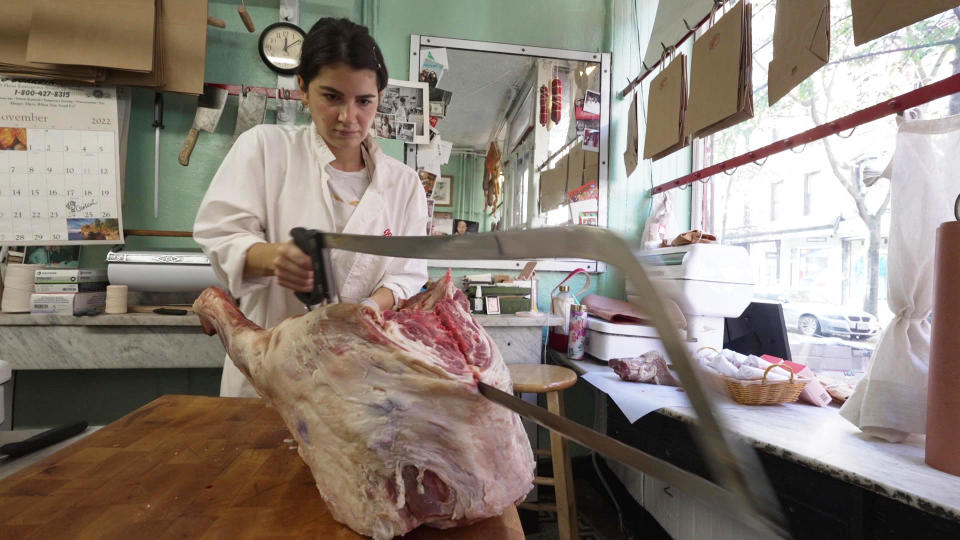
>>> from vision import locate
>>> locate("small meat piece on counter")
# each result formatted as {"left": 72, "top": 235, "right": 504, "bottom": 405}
{"left": 193, "top": 273, "right": 534, "bottom": 540}
{"left": 610, "top": 351, "right": 679, "bottom": 385}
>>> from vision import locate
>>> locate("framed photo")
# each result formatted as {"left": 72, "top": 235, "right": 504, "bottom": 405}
{"left": 375, "top": 79, "right": 429, "bottom": 145}
{"left": 429, "top": 101, "right": 446, "bottom": 118}
{"left": 453, "top": 218, "right": 479, "bottom": 235}
{"left": 485, "top": 296, "right": 501, "bottom": 315}
{"left": 583, "top": 90, "right": 601, "bottom": 115}
{"left": 433, "top": 174, "right": 454, "bottom": 206}
{"left": 432, "top": 211, "right": 453, "bottom": 236}
{"left": 583, "top": 129, "right": 600, "bottom": 152}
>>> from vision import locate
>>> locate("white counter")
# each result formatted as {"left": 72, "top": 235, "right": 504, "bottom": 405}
{"left": 557, "top": 352, "right": 960, "bottom": 523}
{"left": 0, "top": 312, "right": 561, "bottom": 370}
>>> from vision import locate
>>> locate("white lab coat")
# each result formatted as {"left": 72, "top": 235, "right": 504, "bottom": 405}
{"left": 194, "top": 124, "right": 428, "bottom": 397}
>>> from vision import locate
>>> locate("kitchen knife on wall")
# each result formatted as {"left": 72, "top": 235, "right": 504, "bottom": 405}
{"left": 178, "top": 85, "right": 228, "bottom": 167}
{"left": 0, "top": 421, "right": 88, "bottom": 459}
{"left": 233, "top": 88, "right": 267, "bottom": 142}
{"left": 288, "top": 226, "right": 789, "bottom": 538}
{"left": 153, "top": 92, "right": 163, "bottom": 218}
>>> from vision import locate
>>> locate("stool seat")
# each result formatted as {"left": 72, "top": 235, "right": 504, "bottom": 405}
{"left": 508, "top": 364, "right": 578, "bottom": 393}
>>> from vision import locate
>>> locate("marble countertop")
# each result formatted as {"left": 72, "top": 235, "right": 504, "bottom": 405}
{"left": 555, "top": 352, "right": 960, "bottom": 523}
{"left": 0, "top": 312, "right": 561, "bottom": 328}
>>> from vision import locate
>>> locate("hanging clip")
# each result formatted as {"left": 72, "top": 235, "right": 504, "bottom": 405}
{"left": 683, "top": 18, "right": 694, "bottom": 32}
{"left": 836, "top": 126, "right": 857, "bottom": 139}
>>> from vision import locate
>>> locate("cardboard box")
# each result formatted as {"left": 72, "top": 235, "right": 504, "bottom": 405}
{"left": 34, "top": 268, "right": 108, "bottom": 284}
{"left": 30, "top": 292, "right": 106, "bottom": 315}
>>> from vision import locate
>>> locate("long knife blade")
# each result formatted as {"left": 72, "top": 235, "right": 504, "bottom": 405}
{"left": 478, "top": 382, "right": 787, "bottom": 538}
{"left": 290, "top": 226, "right": 785, "bottom": 534}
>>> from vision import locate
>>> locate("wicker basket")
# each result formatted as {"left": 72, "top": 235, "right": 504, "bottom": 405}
{"left": 724, "top": 363, "right": 808, "bottom": 405}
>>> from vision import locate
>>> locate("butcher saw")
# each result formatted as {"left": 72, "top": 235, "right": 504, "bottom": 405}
{"left": 290, "top": 226, "right": 790, "bottom": 539}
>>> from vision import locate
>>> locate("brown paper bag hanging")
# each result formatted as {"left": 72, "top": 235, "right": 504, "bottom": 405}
{"left": 538, "top": 155, "right": 569, "bottom": 213}
{"left": 685, "top": 1, "right": 754, "bottom": 140}
{"left": 852, "top": 0, "right": 960, "bottom": 46}
{"left": 624, "top": 91, "right": 639, "bottom": 176}
{"left": 27, "top": 0, "right": 156, "bottom": 72}
{"left": 643, "top": 53, "right": 687, "bottom": 160}
{"left": 768, "top": 0, "right": 829, "bottom": 106}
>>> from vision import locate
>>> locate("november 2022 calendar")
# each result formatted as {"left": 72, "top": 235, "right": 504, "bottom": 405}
{"left": 0, "top": 79, "right": 123, "bottom": 246}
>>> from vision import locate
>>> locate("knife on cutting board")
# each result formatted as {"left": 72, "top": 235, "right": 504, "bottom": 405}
{"left": 288, "top": 226, "right": 789, "bottom": 538}
{"left": 178, "top": 86, "right": 228, "bottom": 166}
{"left": 0, "top": 421, "right": 88, "bottom": 459}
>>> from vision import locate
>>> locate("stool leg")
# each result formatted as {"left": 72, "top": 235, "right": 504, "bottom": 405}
{"left": 547, "top": 390, "right": 578, "bottom": 540}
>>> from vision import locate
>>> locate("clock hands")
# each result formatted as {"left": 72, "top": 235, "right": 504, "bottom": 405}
{"left": 283, "top": 38, "right": 302, "bottom": 52}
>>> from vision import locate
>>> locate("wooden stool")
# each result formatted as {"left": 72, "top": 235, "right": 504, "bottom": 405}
{"left": 509, "top": 364, "right": 579, "bottom": 540}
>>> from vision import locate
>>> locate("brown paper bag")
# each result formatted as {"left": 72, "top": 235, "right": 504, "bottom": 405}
{"left": 852, "top": 0, "right": 960, "bottom": 46}
{"left": 643, "top": 53, "right": 689, "bottom": 160}
{"left": 583, "top": 149, "right": 600, "bottom": 182}
{"left": 103, "top": 0, "right": 208, "bottom": 94}
{"left": 566, "top": 145, "right": 586, "bottom": 187}
{"left": 624, "top": 91, "right": 639, "bottom": 175}
{"left": 539, "top": 155, "right": 569, "bottom": 213}
{"left": 685, "top": 1, "right": 753, "bottom": 140}
{"left": 27, "top": 0, "right": 156, "bottom": 72}
{"left": 0, "top": 0, "right": 103, "bottom": 82}
{"left": 768, "top": 0, "right": 829, "bottom": 106}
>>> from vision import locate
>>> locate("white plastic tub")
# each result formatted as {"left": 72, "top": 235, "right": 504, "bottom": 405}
{"left": 585, "top": 316, "right": 669, "bottom": 361}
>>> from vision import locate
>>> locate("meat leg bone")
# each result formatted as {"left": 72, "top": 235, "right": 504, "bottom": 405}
{"left": 291, "top": 225, "right": 789, "bottom": 538}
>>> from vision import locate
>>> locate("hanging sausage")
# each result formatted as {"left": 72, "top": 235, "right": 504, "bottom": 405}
{"left": 550, "top": 76, "right": 562, "bottom": 123}
{"left": 539, "top": 85, "right": 550, "bottom": 127}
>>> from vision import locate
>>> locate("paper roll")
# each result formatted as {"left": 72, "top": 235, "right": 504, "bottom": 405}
{"left": 927, "top": 221, "right": 960, "bottom": 476}
{"left": 105, "top": 285, "right": 128, "bottom": 314}
{"left": 107, "top": 263, "right": 220, "bottom": 292}
{"left": 1, "top": 264, "right": 44, "bottom": 313}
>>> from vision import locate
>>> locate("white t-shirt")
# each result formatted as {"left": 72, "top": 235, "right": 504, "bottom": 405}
{"left": 324, "top": 164, "right": 371, "bottom": 232}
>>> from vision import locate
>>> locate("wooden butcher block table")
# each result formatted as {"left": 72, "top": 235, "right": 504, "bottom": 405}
{"left": 0, "top": 395, "right": 524, "bottom": 539}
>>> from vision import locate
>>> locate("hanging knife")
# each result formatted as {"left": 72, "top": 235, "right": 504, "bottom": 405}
{"left": 153, "top": 92, "right": 163, "bottom": 219}
{"left": 178, "top": 85, "right": 228, "bottom": 167}
{"left": 289, "top": 226, "right": 789, "bottom": 537}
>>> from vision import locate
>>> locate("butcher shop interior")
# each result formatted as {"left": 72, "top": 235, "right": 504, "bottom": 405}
{"left": 1, "top": 0, "right": 960, "bottom": 538}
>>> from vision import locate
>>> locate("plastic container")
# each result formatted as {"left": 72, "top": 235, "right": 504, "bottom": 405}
{"left": 585, "top": 316, "right": 667, "bottom": 361}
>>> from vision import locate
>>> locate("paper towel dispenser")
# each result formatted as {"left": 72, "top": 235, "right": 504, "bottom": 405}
{"left": 105, "top": 250, "right": 221, "bottom": 292}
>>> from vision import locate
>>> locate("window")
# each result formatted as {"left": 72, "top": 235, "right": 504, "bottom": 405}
{"left": 693, "top": 2, "right": 958, "bottom": 367}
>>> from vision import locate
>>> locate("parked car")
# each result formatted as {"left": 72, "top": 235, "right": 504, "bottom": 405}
{"left": 752, "top": 292, "right": 881, "bottom": 340}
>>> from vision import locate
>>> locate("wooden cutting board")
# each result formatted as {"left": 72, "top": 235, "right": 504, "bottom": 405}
{"left": 0, "top": 395, "right": 524, "bottom": 539}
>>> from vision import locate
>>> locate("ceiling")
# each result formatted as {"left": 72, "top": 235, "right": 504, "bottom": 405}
{"left": 433, "top": 49, "right": 535, "bottom": 151}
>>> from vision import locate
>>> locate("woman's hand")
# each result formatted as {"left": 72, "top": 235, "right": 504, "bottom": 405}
{"left": 273, "top": 241, "right": 314, "bottom": 292}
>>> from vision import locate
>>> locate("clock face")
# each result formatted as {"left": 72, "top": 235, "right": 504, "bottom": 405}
{"left": 259, "top": 23, "right": 305, "bottom": 74}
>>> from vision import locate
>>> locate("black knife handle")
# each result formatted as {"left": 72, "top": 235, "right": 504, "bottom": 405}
{"left": 1, "top": 421, "right": 88, "bottom": 458}
{"left": 290, "top": 227, "right": 336, "bottom": 307}
{"left": 153, "top": 92, "right": 164, "bottom": 129}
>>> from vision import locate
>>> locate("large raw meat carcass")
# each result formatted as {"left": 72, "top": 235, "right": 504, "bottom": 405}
{"left": 193, "top": 274, "right": 535, "bottom": 539}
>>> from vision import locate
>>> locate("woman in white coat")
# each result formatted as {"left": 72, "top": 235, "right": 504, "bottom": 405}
{"left": 194, "top": 18, "right": 428, "bottom": 397}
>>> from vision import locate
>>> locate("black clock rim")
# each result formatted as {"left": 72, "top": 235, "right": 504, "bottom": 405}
{"left": 258, "top": 21, "right": 306, "bottom": 76}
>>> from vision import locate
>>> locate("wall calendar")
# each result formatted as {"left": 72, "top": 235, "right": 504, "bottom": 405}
{"left": 0, "top": 79, "right": 123, "bottom": 246}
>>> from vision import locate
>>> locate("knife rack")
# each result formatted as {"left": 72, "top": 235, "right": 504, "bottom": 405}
{"left": 206, "top": 83, "right": 304, "bottom": 102}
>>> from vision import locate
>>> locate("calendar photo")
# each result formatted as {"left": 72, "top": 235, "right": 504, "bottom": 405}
{"left": 0, "top": 79, "right": 123, "bottom": 246}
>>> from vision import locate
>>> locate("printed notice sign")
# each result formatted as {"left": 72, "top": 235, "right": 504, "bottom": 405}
{"left": 0, "top": 79, "right": 123, "bottom": 245}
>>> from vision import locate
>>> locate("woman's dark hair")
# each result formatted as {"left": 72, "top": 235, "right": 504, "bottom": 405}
{"left": 297, "top": 18, "right": 388, "bottom": 91}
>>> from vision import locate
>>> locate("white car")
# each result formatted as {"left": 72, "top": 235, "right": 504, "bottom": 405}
{"left": 752, "top": 293, "right": 881, "bottom": 340}
{"left": 783, "top": 301, "right": 881, "bottom": 340}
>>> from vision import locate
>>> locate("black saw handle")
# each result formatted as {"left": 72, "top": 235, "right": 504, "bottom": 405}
{"left": 290, "top": 227, "right": 337, "bottom": 307}
{"left": 0, "top": 421, "right": 88, "bottom": 458}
